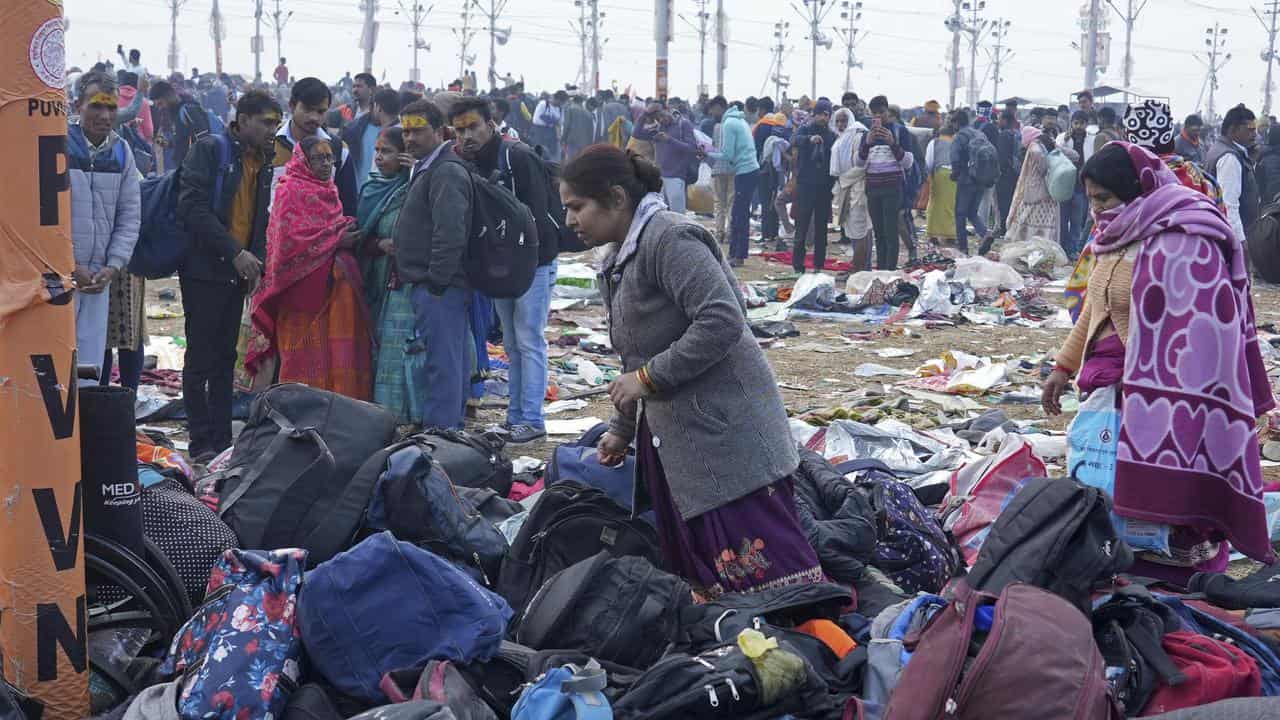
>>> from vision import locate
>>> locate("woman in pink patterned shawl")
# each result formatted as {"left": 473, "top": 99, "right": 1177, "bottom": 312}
{"left": 1043, "top": 141, "right": 1276, "bottom": 582}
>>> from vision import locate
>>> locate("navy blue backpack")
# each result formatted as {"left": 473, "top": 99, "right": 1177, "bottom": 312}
{"left": 129, "top": 133, "right": 230, "bottom": 279}
{"left": 300, "top": 532, "right": 514, "bottom": 704}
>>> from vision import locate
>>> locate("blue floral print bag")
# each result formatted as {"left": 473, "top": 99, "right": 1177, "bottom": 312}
{"left": 160, "top": 547, "right": 308, "bottom": 719}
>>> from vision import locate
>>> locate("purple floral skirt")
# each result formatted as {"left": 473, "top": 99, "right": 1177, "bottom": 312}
{"left": 637, "top": 415, "right": 825, "bottom": 601}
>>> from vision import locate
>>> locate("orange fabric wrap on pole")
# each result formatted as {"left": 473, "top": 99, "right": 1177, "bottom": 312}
{"left": 0, "top": 0, "right": 87, "bottom": 717}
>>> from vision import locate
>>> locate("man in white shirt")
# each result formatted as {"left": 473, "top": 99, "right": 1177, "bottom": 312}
{"left": 116, "top": 45, "right": 146, "bottom": 79}
{"left": 1205, "top": 105, "right": 1261, "bottom": 246}
{"left": 531, "top": 90, "right": 567, "bottom": 162}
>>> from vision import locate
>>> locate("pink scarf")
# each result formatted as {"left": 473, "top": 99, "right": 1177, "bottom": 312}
{"left": 247, "top": 143, "right": 357, "bottom": 375}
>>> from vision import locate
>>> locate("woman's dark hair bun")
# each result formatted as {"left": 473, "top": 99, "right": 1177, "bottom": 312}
{"left": 562, "top": 143, "right": 666, "bottom": 209}
{"left": 627, "top": 150, "right": 664, "bottom": 194}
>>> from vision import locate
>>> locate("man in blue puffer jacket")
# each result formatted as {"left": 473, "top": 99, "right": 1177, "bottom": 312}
{"left": 68, "top": 70, "right": 141, "bottom": 383}
{"left": 708, "top": 102, "right": 762, "bottom": 266}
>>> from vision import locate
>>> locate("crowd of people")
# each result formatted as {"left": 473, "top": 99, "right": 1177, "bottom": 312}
{"left": 67, "top": 44, "right": 1279, "bottom": 602}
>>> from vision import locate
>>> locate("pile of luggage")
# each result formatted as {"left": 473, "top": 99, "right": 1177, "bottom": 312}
{"left": 48, "top": 384, "right": 1280, "bottom": 719}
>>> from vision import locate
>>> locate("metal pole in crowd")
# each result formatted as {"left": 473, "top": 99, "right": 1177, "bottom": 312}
{"left": 656, "top": 0, "right": 672, "bottom": 99}
{"left": 1084, "top": 0, "right": 1100, "bottom": 92}
{"left": 1256, "top": 0, "right": 1280, "bottom": 118}
{"left": 590, "top": 0, "right": 601, "bottom": 94}
{"left": 716, "top": 0, "right": 727, "bottom": 96}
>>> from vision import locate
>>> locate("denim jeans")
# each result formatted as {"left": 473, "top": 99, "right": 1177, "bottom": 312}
{"left": 494, "top": 262, "right": 557, "bottom": 429}
{"left": 729, "top": 169, "right": 759, "bottom": 260}
{"left": 955, "top": 182, "right": 989, "bottom": 253}
{"left": 410, "top": 285, "right": 471, "bottom": 430}
{"left": 661, "top": 177, "right": 687, "bottom": 214}
{"left": 1060, "top": 185, "right": 1088, "bottom": 258}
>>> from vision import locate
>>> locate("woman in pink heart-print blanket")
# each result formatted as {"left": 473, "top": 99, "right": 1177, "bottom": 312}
{"left": 1043, "top": 140, "right": 1276, "bottom": 584}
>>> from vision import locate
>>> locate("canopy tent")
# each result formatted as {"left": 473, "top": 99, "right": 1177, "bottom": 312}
{"left": 1073, "top": 85, "right": 1170, "bottom": 104}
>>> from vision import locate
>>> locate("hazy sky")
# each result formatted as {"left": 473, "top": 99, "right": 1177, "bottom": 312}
{"left": 63, "top": 0, "right": 1280, "bottom": 118}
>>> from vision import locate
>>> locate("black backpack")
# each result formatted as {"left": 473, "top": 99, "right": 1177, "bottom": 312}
{"left": 459, "top": 641, "right": 642, "bottom": 717}
{"left": 611, "top": 634, "right": 829, "bottom": 720}
{"left": 497, "top": 483, "right": 660, "bottom": 616}
{"left": 966, "top": 128, "right": 1000, "bottom": 187}
{"left": 516, "top": 553, "right": 690, "bottom": 669}
{"left": 439, "top": 151, "right": 540, "bottom": 298}
{"left": 1092, "top": 587, "right": 1187, "bottom": 716}
{"left": 1248, "top": 200, "right": 1280, "bottom": 282}
{"left": 677, "top": 582, "right": 854, "bottom": 652}
{"left": 215, "top": 383, "right": 398, "bottom": 567}
{"left": 361, "top": 436, "right": 510, "bottom": 585}
{"left": 417, "top": 428, "right": 513, "bottom": 498}
{"left": 965, "top": 476, "right": 1134, "bottom": 615}
{"left": 500, "top": 141, "right": 584, "bottom": 254}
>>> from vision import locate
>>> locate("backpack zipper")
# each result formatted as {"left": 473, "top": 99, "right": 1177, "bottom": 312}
{"left": 949, "top": 594, "right": 1009, "bottom": 715}
{"left": 705, "top": 685, "right": 719, "bottom": 708}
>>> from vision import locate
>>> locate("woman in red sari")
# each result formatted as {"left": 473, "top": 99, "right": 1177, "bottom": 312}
{"left": 246, "top": 136, "right": 373, "bottom": 399}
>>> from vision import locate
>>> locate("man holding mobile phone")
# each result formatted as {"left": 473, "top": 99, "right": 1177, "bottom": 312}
{"left": 856, "top": 95, "right": 914, "bottom": 270}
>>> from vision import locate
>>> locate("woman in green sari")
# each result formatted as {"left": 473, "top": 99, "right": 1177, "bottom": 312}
{"left": 356, "top": 126, "right": 418, "bottom": 422}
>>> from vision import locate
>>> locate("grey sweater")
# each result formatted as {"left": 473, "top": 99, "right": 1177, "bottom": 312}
{"left": 602, "top": 209, "right": 799, "bottom": 519}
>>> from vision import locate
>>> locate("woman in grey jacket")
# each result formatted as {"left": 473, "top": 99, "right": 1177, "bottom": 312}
{"left": 560, "top": 145, "right": 823, "bottom": 600}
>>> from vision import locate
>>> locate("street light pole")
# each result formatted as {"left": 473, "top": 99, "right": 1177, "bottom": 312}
{"left": 963, "top": 1, "right": 989, "bottom": 108}
{"left": 836, "top": 1, "right": 864, "bottom": 94}
{"left": 794, "top": 0, "right": 836, "bottom": 99}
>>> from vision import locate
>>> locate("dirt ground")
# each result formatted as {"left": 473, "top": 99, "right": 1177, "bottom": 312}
{"left": 140, "top": 235, "right": 1280, "bottom": 481}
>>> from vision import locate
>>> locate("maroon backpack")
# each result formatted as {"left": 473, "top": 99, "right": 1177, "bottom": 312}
{"left": 884, "top": 581, "right": 1122, "bottom": 720}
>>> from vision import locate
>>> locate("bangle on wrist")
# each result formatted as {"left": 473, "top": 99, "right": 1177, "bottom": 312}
{"left": 1053, "top": 363, "right": 1074, "bottom": 377}
{"left": 637, "top": 366, "right": 659, "bottom": 394}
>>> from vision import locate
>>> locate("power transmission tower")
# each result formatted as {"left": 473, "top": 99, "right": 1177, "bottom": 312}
{"left": 267, "top": 0, "right": 292, "bottom": 70}
{"left": 360, "top": 0, "right": 379, "bottom": 73}
{"left": 986, "top": 19, "right": 1012, "bottom": 105}
{"left": 253, "top": 0, "right": 264, "bottom": 82}
{"left": 399, "top": 1, "right": 432, "bottom": 83}
{"left": 766, "top": 20, "right": 792, "bottom": 101}
{"left": 210, "top": 0, "right": 226, "bottom": 75}
{"left": 471, "top": 0, "right": 511, "bottom": 92}
{"left": 834, "top": 1, "right": 863, "bottom": 94}
{"left": 1106, "top": 0, "right": 1147, "bottom": 104}
{"left": 167, "top": 0, "right": 188, "bottom": 74}
{"left": 453, "top": 2, "right": 478, "bottom": 83}
{"left": 1197, "top": 24, "right": 1231, "bottom": 125}
{"left": 570, "top": 0, "right": 605, "bottom": 93}
{"left": 715, "top": 0, "right": 727, "bottom": 96}
{"left": 963, "top": 1, "right": 989, "bottom": 107}
{"left": 1256, "top": 0, "right": 1280, "bottom": 118}
{"left": 680, "top": 0, "right": 713, "bottom": 98}
{"left": 794, "top": 0, "right": 836, "bottom": 99}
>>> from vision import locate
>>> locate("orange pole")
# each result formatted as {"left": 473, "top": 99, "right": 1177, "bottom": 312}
{"left": 0, "top": 1, "right": 87, "bottom": 717}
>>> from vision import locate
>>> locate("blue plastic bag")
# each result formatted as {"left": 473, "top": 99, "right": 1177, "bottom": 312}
{"left": 1067, "top": 385, "right": 1171, "bottom": 554}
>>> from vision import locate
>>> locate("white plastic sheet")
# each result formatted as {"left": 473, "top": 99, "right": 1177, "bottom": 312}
{"left": 951, "top": 256, "right": 1025, "bottom": 291}
{"left": 910, "top": 271, "right": 955, "bottom": 317}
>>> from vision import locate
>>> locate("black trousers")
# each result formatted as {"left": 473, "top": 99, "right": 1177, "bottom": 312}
{"left": 761, "top": 170, "right": 781, "bottom": 240}
{"left": 867, "top": 184, "right": 903, "bottom": 270}
{"left": 996, "top": 175, "right": 1017, "bottom": 233}
{"left": 180, "top": 275, "right": 245, "bottom": 457}
{"left": 793, "top": 183, "right": 833, "bottom": 273}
